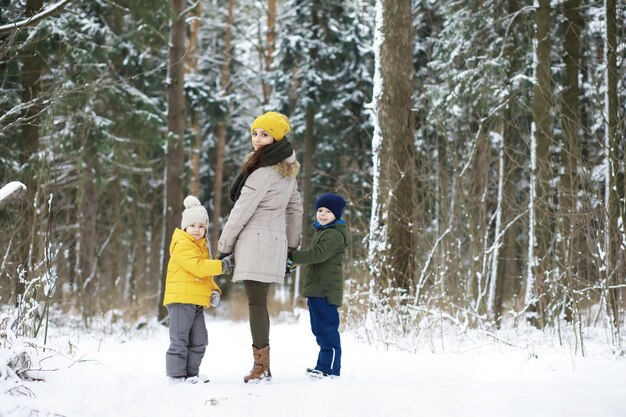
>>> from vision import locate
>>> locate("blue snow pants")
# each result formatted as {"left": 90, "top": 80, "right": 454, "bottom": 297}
{"left": 307, "top": 296, "right": 341, "bottom": 376}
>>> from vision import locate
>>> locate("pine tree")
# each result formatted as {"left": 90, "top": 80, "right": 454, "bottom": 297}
{"left": 272, "top": 0, "right": 374, "bottom": 250}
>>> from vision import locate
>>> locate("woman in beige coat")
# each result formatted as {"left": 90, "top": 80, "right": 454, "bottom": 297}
{"left": 217, "top": 111, "right": 303, "bottom": 383}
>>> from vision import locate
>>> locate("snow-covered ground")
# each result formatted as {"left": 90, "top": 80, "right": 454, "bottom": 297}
{"left": 1, "top": 309, "right": 625, "bottom": 417}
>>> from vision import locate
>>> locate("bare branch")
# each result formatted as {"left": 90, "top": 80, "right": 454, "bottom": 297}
{"left": 0, "top": 0, "right": 72, "bottom": 35}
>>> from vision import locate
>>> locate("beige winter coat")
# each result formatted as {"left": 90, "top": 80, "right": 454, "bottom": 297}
{"left": 217, "top": 151, "right": 302, "bottom": 284}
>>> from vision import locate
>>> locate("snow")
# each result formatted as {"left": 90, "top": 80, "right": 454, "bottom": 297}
{"left": 0, "top": 182, "right": 26, "bottom": 205}
{"left": 1, "top": 310, "right": 625, "bottom": 417}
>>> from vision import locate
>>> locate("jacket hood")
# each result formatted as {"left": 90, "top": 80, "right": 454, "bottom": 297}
{"left": 170, "top": 228, "right": 207, "bottom": 254}
{"left": 329, "top": 222, "right": 350, "bottom": 248}
{"left": 242, "top": 150, "right": 300, "bottom": 179}
{"left": 273, "top": 151, "right": 300, "bottom": 178}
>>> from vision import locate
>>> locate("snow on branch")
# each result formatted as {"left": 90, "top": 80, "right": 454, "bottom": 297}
{"left": 414, "top": 228, "right": 451, "bottom": 304}
{"left": 179, "top": 1, "right": 200, "bottom": 19}
{"left": 0, "top": 181, "right": 27, "bottom": 209}
{"left": 0, "top": 0, "right": 72, "bottom": 35}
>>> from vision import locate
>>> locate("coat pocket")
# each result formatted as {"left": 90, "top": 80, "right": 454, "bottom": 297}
{"left": 234, "top": 229, "right": 287, "bottom": 280}
{"left": 257, "top": 233, "right": 278, "bottom": 258}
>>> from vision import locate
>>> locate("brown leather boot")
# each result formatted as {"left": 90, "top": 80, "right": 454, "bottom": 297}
{"left": 243, "top": 345, "right": 271, "bottom": 383}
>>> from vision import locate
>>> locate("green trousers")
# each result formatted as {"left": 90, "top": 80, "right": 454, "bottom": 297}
{"left": 244, "top": 280, "right": 272, "bottom": 348}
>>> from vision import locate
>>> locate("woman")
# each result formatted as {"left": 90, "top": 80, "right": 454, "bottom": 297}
{"left": 217, "top": 111, "right": 303, "bottom": 383}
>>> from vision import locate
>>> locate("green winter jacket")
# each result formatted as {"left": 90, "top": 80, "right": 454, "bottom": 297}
{"left": 291, "top": 221, "right": 350, "bottom": 307}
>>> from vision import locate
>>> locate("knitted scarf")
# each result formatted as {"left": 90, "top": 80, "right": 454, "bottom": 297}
{"left": 228, "top": 139, "right": 294, "bottom": 202}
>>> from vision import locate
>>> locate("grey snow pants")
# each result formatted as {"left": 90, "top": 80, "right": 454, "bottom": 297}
{"left": 165, "top": 303, "right": 208, "bottom": 378}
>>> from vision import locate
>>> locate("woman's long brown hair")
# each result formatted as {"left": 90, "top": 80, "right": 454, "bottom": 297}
{"left": 242, "top": 142, "right": 274, "bottom": 174}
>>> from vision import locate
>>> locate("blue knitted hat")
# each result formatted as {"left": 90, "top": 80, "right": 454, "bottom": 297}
{"left": 315, "top": 193, "right": 347, "bottom": 219}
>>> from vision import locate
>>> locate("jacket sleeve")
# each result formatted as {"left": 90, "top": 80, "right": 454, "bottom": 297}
{"left": 286, "top": 180, "right": 303, "bottom": 249}
{"left": 217, "top": 169, "right": 271, "bottom": 253}
{"left": 172, "top": 240, "right": 223, "bottom": 277}
{"left": 291, "top": 229, "right": 344, "bottom": 265}
{"left": 210, "top": 278, "right": 222, "bottom": 294}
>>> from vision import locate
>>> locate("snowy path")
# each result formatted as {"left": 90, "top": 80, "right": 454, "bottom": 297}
{"left": 2, "top": 312, "right": 625, "bottom": 417}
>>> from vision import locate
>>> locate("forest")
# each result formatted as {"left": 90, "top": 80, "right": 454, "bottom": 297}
{"left": 0, "top": 0, "right": 624, "bottom": 352}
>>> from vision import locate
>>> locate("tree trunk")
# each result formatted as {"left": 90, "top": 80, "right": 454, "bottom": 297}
{"left": 77, "top": 153, "right": 98, "bottom": 318}
{"left": 211, "top": 0, "right": 234, "bottom": 254}
{"left": 560, "top": 0, "right": 583, "bottom": 322}
{"left": 469, "top": 135, "right": 489, "bottom": 314}
{"left": 526, "top": 0, "right": 553, "bottom": 327}
{"left": 108, "top": 176, "right": 122, "bottom": 307}
{"left": 159, "top": 0, "right": 187, "bottom": 322}
{"left": 497, "top": 101, "right": 521, "bottom": 320}
{"left": 20, "top": 0, "right": 43, "bottom": 164}
{"left": 301, "top": 106, "right": 315, "bottom": 247}
{"left": 300, "top": 1, "right": 319, "bottom": 248}
{"left": 488, "top": 130, "right": 504, "bottom": 321}
{"left": 369, "top": 0, "right": 416, "bottom": 290}
{"left": 495, "top": 0, "right": 524, "bottom": 319}
{"left": 603, "top": 0, "right": 621, "bottom": 341}
{"left": 15, "top": 0, "right": 44, "bottom": 306}
{"left": 186, "top": 2, "right": 203, "bottom": 198}
{"left": 262, "top": 0, "right": 276, "bottom": 104}
{"left": 189, "top": 113, "right": 202, "bottom": 197}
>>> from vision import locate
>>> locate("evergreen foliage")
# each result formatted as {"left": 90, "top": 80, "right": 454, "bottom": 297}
{"left": 0, "top": 0, "right": 623, "bottom": 347}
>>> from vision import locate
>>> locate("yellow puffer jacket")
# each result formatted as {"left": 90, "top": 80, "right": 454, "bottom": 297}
{"left": 163, "top": 228, "right": 222, "bottom": 308}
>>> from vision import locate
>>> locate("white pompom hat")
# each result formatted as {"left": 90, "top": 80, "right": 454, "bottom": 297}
{"left": 181, "top": 195, "right": 209, "bottom": 233}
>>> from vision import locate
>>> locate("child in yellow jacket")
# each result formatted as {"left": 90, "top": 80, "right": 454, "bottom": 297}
{"left": 163, "top": 196, "right": 234, "bottom": 383}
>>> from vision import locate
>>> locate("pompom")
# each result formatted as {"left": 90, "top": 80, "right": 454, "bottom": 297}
{"left": 181, "top": 196, "right": 208, "bottom": 231}
{"left": 183, "top": 195, "right": 201, "bottom": 209}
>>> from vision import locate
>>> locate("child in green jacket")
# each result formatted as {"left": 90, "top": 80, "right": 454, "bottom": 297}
{"left": 289, "top": 192, "right": 349, "bottom": 378}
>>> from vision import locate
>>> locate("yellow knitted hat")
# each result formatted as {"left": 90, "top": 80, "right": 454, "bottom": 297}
{"left": 250, "top": 111, "right": 291, "bottom": 141}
